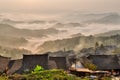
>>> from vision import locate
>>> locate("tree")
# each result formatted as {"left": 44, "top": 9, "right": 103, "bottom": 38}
{"left": 100, "top": 44, "right": 104, "bottom": 49}
{"left": 95, "top": 42, "right": 99, "bottom": 48}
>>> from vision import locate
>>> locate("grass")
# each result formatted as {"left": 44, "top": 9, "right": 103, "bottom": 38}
{"left": 0, "top": 75, "right": 112, "bottom": 80}
{"left": 0, "top": 65, "right": 112, "bottom": 80}
{"left": 0, "top": 76, "right": 8, "bottom": 80}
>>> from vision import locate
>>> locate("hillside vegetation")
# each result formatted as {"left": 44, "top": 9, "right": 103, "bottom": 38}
{"left": 37, "top": 34, "right": 120, "bottom": 53}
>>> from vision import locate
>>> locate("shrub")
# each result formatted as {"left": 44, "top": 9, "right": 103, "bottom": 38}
{"left": 31, "top": 65, "right": 44, "bottom": 74}
{"left": 0, "top": 76, "right": 8, "bottom": 80}
{"left": 84, "top": 63, "right": 97, "bottom": 71}
{"left": 25, "top": 69, "right": 81, "bottom": 80}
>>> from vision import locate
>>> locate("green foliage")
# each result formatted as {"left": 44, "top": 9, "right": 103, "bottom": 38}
{"left": 95, "top": 42, "right": 99, "bottom": 48}
{"left": 101, "top": 77, "right": 112, "bottom": 80}
{"left": 84, "top": 63, "right": 97, "bottom": 71}
{"left": 38, "top": 37, "right": 80, "bottom": 53}
{"left": 0, "top": 70, "right": 112, "bottom": 80}
{"left": 31, "top": 65, "right": 44, "bottom": 74}
{"left": 0, "top": 76, "right": 8, "bottom": 80}
{"left": 28, "top": 69, "right": 66, "bottom": 79}
{"left": 25, "top": 69, "right": 81, "bottom": 80}
{"left": 80, "top": 77, "right": 90, "bottom": 80}
{"left": 100, "top": 44, "right": 104, "bottom": 49}
{"left": 0, "top": 75, "right": 112, "bottom": 80}
{"left": 38, "top": 34, "right": 120, "bottom": 53}
{"left": 112, "top": 48, "right": 120, "bottom": 54}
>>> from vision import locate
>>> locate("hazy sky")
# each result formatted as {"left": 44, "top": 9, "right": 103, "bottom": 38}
{"left": 0, "top": 0, "right": 120, "bottom": 14}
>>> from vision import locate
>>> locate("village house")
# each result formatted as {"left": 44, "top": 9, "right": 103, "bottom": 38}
{"left": 8, "top": 59, "right": 22, "bottom": 74}
{"left": 49, "top": 50, "right": 76, "bottom": 70}
{"left": 80, "top": 55, "right": 120, "bottom": 76}
{"left": 49, "top": 57, "right": 68, "bottom": 70}
{"left": 19, "top": 53, "right": 49, "bottom": 73}
{"left": 86, "top": 55, "right": 120, "bottom": 71}
{"left": 0, "top": 56, "right": 10, "bottom": 74}
{"left": 0, "top": 50, "right": 75, "bottom": 74}
{"left": 0, "top": 50, "right": 120, "bottom": 77}
{"left": 69, "top": 54, "right": 120, "bottom": 77}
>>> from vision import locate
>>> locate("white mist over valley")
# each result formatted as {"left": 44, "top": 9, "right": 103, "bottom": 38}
{"left": 1, "top": 12, "right": 120, "bottom": 53}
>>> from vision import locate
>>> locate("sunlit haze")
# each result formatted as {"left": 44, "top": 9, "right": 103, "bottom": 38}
{"left": 0, "top": 0, "right": 120, "bottom": 13}
{"left": 0, "top": 0, "right": 120, "bottom": 53}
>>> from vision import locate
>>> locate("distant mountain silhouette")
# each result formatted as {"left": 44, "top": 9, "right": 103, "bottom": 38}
{"left": 95, "top": 30, "right": 120, "bottom": 36}
{"left": 0, "top": 24, "right": 62, "bottom": 38}
{"left": 85, "top": 13, "right": 120, "bottom": 24}
{"left": 0, "top": 24, "right": 64, "bottom": 48}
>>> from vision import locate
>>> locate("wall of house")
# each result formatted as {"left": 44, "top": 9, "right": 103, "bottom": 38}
{"left": 49, "top": 57, "right": 67, "bottom": 70}
{"left": 0, "top": 56, "right": 10, "bottom": 72}
{"left": 22, "top": 54, "right": 48, "bottom": 71}
{"left": 8, "top": 59, "right": 22, "bottom": 74}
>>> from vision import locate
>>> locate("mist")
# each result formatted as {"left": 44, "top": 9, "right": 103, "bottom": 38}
{"left": 1, "top": 10, "right": 120, "bottom": 53}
